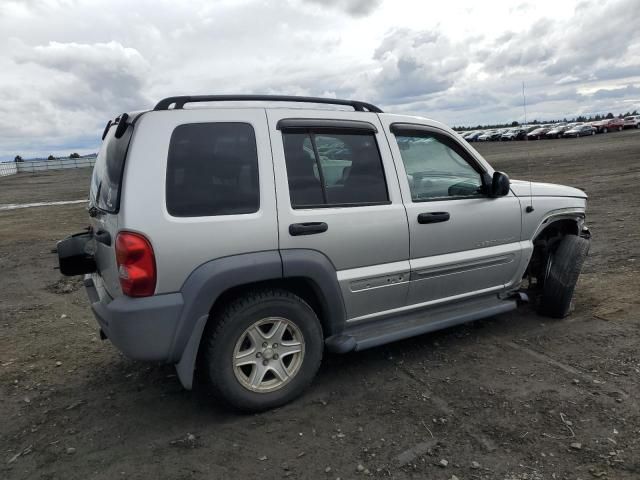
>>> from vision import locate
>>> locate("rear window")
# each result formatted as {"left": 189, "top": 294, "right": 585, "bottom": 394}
{"left": 90, "top": 117, "right": 134, "bottom": 213}
{"left": 166, "top": 123, "right": 259, "bottom": 217}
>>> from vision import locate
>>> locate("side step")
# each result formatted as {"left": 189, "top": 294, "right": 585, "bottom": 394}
{"left": 325, "top": 295, "right": 518, "bottom": 353}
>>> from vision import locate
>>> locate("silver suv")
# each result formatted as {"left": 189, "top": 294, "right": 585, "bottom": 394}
{"left": 57, "top": 95, "right": 591, "bottom": 411}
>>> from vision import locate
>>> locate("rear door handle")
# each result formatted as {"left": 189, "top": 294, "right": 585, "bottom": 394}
{"left": 289, "top": 222, "right": 328, "bottom": 236}
{"left": 417, "top": 212, "right": 450, "bottom": 224}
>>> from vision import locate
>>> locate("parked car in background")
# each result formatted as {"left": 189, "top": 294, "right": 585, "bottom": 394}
{"left": 464, "top": 130, "right": 485, "bottom": 142}
{"left": 594, "top": 118, "right": 624, "bottom": 133}
{"left": 563, "top": 125, "right": 596, "bottom": 137}
{"left": 501, "top": 128, "right": 527, "bottom": 141}
{"left": 545, "top": 124, "right": 569, "bottom": 139}
{"left": 527, "top": 127, "right": 550, "bottom": 140}
{"left": 489, "top": 129, "right": 509, "bottom": 141}
{"left": 478, "top": 130, "right": 497, "bottom": 141}
{"left": 624, "top": 115, "right": 640, "bottom": 129}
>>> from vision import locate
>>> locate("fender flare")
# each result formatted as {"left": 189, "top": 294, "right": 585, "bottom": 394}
{"left": 280, "top": 249, "right": 347, "bottom": 337}
{"left": 532, "top": 210, "right": 584, "bottom": 241}
{"left": 173, "top": 249, "right": 346, "bottom": 389}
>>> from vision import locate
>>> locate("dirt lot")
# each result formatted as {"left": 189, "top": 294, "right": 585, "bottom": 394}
{"left": 1, "top": 130, "right": 639, "bottom": 480}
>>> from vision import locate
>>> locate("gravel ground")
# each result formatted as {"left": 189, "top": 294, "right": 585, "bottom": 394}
{"left": 1, "top": 129, "right": 639, "bottom": 480}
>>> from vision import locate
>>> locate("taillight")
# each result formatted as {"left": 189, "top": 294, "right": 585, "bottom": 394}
{"left": 115, "top": 231, "right": 156, "bottom": 297}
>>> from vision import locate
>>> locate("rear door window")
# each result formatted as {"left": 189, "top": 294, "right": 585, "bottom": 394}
{"left": 282, "top": 131, "right": 389, "bottom": 208}
{"left": 166, "top": 123, "right": 259, "bottom": 217}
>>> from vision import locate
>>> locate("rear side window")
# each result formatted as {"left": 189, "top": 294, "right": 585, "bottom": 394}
{"left": 90, "top": 117, "right": 134, "bottom": 213}
{"left": 282, "top": 131, "right": 389, "bottom": 208}
{"left": 166, "top": 123, "right": 259, "bottom": 217}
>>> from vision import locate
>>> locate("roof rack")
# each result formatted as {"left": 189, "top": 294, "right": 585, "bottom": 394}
{"left": 153, "top": 95, "right": 383, "bottom": 113}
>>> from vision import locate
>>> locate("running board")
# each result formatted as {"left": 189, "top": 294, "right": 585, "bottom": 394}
{"left": 325, "top": 296, "right": 518, "bottom": 353}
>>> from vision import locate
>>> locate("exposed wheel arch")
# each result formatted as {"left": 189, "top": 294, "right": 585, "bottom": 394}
{"left": 524, "top": 218, "right": 582, "bottom": 291}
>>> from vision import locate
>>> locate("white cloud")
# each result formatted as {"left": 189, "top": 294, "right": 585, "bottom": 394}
{"left": 300, "top": 0, "right": 383, "bottom": 17}
{"left": 0, "top": 0, "right": 639, "bottom": 159}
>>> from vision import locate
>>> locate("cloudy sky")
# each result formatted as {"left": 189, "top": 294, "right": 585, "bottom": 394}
{"left": 1, "top": 0, "right": 639, "bottom": 160}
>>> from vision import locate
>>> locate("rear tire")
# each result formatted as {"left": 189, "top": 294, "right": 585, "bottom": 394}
{"left": 202, "top": 289, "right": 323, "bottom": 412}
{"left": 538, "top": 235, "right": 590, "bottom": 318}
{"left": 603, "top": 127, "right": 608, "bottom": 133}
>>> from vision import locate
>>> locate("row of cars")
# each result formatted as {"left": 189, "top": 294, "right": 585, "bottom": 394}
{"left": 462, "top": 115, "right": 640, "bottom": 142}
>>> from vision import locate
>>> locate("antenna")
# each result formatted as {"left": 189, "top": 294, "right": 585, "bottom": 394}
{"left": 523, "top": 81, "right": 534, "bottom": 213}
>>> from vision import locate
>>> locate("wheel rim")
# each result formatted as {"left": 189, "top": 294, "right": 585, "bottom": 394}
{"left": 232, "top": 317, "right": 305, "bottom": 393}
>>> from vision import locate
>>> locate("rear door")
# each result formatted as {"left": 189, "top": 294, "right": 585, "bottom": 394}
{"left": 267, "top": 109, "right": 410, "bottom": 322}
{"left": 379, "top": 116, "right": 526, "bottom": 307}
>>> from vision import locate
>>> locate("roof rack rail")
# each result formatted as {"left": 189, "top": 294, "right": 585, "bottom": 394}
{"left": 153, "top": 95, "right": 383, "bottom": 113}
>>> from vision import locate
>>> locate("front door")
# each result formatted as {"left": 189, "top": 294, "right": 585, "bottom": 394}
{"left": 381, "top": 118, "right": 525, "bottom": 307}
{"left": 267, "top": 110, "right": 410, "bottom": 321}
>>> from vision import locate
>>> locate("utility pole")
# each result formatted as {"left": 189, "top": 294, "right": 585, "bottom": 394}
{"left": 522, "top": 81, "right": 527, "bottom": 126}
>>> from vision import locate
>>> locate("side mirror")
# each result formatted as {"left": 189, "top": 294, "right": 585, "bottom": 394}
{"left": 491, "top": 171, "right": 510, "bottom": 197}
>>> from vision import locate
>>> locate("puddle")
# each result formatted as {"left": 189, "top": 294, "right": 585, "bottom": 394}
{"left": 0, "top": 199, "right": 87, "bottom": 211}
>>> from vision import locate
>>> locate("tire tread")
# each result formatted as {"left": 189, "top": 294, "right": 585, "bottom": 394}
{"left": 202, "top": 288, "right": 322, "bottom": 411}
{"left": 539, "top": 235, "right": 590, "bottom": 318}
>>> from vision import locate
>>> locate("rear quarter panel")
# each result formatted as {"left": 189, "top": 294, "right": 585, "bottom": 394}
{"left": 118, "top": 109, "right": 278, "bottom": 294}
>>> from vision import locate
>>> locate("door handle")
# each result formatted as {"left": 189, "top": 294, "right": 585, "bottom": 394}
{"left": 289, "top": 222, "right": 328, "bottom": 236}
{"left": 417, "top": 212, "right": 450, "bottom": 224}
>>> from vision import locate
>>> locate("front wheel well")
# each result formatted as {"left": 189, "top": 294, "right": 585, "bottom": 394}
{"left": 525, "top": 218, "right": 581, "bottom": 288}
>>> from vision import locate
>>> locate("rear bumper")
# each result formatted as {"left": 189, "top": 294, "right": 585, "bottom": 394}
{"left": 85, "top": 277, "right": 184, "bottom": 362}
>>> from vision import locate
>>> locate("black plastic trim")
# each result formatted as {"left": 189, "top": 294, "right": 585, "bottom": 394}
{"left": 276, "top": 118, "right": 378, "bottom": 133}
{"left": 101, "top": 120, "right": 112, "bottom": 140}
{"left": 291, "top": 200, "right": 392, "bottom": 209}
{"left": 411, "top": 195, "right": 485, "bottom": 203}
{"left": 171, "top": 251, "right": 283, "bottom": 361}
{"left": 154, "top": 95, "right": 383, "bottom": 113}
{"left": 280, "top": 249, "right": 347, "bottom": 337}
{"left": 172, "top": 249, "right": 347, "bottom": 389}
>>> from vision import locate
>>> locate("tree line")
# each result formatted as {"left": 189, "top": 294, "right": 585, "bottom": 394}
{"left": 14, "top": 152, "right": 82, "bottom": 162}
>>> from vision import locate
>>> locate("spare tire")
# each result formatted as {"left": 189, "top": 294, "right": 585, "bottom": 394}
{"left": 538, "top": 235, "right": 590, "bottom": 318}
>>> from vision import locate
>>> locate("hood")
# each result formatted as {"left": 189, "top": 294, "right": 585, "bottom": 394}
{"left": 510, "top": 180, "right": 587, "bottom": 199}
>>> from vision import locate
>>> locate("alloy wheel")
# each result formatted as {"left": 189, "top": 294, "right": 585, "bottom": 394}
{"left": 232, "top": 317, "right": 305, "bottom": 393}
